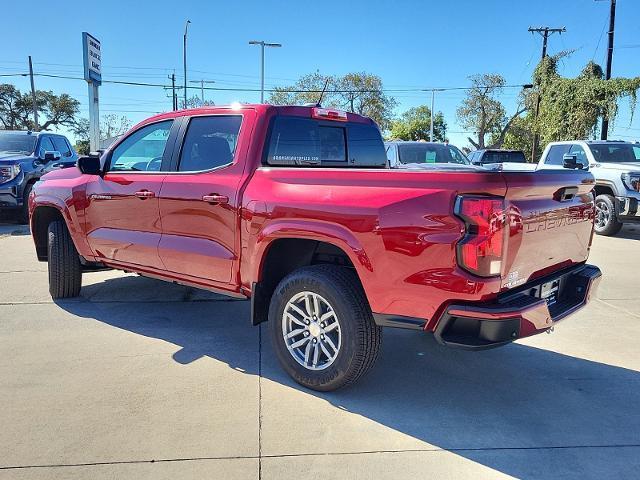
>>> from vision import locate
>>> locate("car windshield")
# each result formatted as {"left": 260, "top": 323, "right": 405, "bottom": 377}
{"left": 0, "top": 133, "right": 37, "bottom": 154}
{"left": 481, "top": 150, "right": 526, "bottom": 163}
{"left": 590, "top": 144, "right": 640, "bottom": 163}
{"left": 397, "top": 143, "right": 469, "bottom": 165}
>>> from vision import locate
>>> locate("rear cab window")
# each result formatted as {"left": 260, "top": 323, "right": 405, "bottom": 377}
{"left": 265, "top": 116, "right": 386, "bottom": 167}
{"left": 178, "top": 115, "right": 242, "bottom": 172}
{"left": 483, "top": 151, "right": 526, "bottom": 163}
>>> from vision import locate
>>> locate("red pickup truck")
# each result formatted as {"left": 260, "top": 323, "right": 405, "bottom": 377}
{"left": 29, "top": 104, "right": 601, "bottom": 391}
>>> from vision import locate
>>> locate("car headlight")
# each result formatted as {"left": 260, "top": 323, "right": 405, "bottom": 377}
{"left": 621, "top": 173, "right": 640, "bottom": 192}
{"left": 0, "top": 164, "right": 21, "bottom": 184}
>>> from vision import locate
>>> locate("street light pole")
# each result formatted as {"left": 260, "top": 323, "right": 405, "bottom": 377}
{"left": 183, "top": 20, "right": 191, "bottom": 109}
{"left": 249, "top": 40, "right": 282, "bottom": 103}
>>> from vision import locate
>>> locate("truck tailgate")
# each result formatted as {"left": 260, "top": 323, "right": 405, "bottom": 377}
{"left": 500, "top": 170, "right": 595, "bottom": 290}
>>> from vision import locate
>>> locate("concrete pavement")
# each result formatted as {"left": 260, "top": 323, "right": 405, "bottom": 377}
{"left": 1, "top": 220, "right": 639, "bottom": 479}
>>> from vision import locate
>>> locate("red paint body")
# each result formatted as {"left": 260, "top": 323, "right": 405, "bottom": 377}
{"left": 30, "top": 104, "right": 600, "bottom": 342}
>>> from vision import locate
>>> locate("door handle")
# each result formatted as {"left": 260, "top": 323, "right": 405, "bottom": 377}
{"left": 134, "top": 190, "right": 155, "bottom": 199}
{"left": 202, "top": 194, "right": 229, "bottom": 204}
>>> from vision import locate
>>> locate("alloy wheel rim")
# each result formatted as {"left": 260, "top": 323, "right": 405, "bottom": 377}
{"left": 595, "top": 200, "right": 610, "bottom": 229}
{"left": 281, "top": 291, "right": 341, "bottom": 371}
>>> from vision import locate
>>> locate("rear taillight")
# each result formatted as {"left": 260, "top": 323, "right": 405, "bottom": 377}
{"left": 455, "top": 196, "right": 507, "bottom": 277}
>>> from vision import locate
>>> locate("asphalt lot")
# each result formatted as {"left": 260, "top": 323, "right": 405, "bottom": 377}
{"left": 1, "top": 219, "right": 639, "bottom": 479}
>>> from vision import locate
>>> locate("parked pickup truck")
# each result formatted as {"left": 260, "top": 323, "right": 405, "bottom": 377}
{"left": 0, "top": 130, "right": 77, "bottom": 222}
{"left": 29, "top": 105, "right": 601, "bottom": 391}
{"left": 537, "top": 140, "right": 640, "bottom": 236}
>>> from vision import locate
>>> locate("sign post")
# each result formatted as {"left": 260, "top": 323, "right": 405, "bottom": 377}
{"left": 82, "top": 32, "right": 101, "bottom": 152}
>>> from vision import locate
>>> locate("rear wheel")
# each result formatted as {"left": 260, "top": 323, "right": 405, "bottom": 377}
{"left": 48, "top": 220, "right": 82, "bottom": 299}
{"left": 268, "top": 265, "right": 381, "bottom": 391}
{"left": 594, "top": 194, "right": 623, "bottom": 236}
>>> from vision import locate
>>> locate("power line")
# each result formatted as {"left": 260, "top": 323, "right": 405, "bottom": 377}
{"left": 24, "top": 72, "right": 533, "bottom": 94}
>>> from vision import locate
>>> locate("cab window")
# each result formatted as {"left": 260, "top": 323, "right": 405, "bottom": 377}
{"left": 178, "top": 116, "right": 242, "bottom": 172}
{"left": 569, "top": 144, "right": 588, "bottom": 167}
{"left": 545, "top": 145, "right": 571, "bottom": 165}
{"left": 109, "top": 120, "right": 173, "bottom": 172}
{"left": 52, "top": 136, "right": 72, "bottom": 157}
{"left": 38, "top": 137, "right": 55, "bottom": 157}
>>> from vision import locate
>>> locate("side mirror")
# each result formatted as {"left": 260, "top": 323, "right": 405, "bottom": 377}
{"left": 77, "top": 155, "right": 102, "bottom": 175}
{"left": 43, "top": 150, "right": 62, "bottom": 162}
{"left": 563, "top": 153, "right": 584, "bottom": 170}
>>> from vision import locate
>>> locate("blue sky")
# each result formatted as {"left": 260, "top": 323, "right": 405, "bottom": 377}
{"left": 2, "top": 0, "right": 639, "bottom": 147}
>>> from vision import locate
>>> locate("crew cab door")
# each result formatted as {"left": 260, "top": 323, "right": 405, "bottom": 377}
{"left": 158, "top": 112, "right": 251, "bottom": 285}
{"left": 83, "top": 119, "right": 177, "bottom": 269}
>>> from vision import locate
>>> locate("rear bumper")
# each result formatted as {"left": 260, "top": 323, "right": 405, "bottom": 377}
{"left": 433, "top": 264, "right": 601, "bottom": 350}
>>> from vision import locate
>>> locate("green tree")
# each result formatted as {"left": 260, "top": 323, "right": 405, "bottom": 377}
{"left": 456, "top": 73, "right": 526, "bottom": 149}
{"left": 267, "top": 71, "right": 397, "bottom": 130}
{"left": 389, "top": 105, "right": 447, "bottom": 141}
{"left": 180, "top": 95, "right": 215, "bottom": 109}
{"left": 72, "top": 114, "right": 133, "bottom": 154}
{"left": 491, "top": 115, "right": 534, "bottom": 160}
{"left": 530, "top": 53, "right": 640, "bottom": 148}
{"left": 0, "top": 84, "right": 80, "bottom": 131}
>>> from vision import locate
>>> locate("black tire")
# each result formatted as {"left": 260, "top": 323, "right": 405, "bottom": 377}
{"left": 48, "top": 220, "right": 82, "bottom": 299}
{"left": 19, "top": 182, "right": 34, "bottom": 224}
{"left": 268, "top": 265, "right": 381, "bottom": 391}
{"left": 594, "top": 194, "right": 623, "bottom": 236}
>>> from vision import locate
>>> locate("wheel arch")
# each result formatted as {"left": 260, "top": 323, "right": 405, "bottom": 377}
{"left": 250, "top": 228, "right": 371, "bottom": 326}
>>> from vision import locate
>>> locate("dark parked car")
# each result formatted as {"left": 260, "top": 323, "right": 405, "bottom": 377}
{"left": 0, "top": 130, "right": 77, "bottom": 222}
{"left": 468, "top": 149, "right": 527, "bottom": 165}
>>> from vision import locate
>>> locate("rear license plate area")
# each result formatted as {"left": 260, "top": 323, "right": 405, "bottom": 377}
{"left": 539, "top": 279, "right": 560, "bottom": 307}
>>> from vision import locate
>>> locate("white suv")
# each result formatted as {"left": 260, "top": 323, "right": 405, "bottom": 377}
{"left": 537, "top": 140, "right": 640, "bottom": 236}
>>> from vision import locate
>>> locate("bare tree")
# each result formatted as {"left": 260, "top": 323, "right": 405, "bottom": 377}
{"left": 456, "top": 74, "right": 526, "bottom": 149}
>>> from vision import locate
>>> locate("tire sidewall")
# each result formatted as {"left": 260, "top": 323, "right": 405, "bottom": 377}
{"left": 268, "top": 269, "right": 362, "bottom": 391}
{"left": 594, "top": 194, "right": 622, "bottom": 236}
{"left": 20, "top": 182, "right": 33, "bottom": 224}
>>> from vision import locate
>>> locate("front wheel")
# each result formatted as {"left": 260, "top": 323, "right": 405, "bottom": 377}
{"left": 268, "top": 265, "right": 381, "bottom": 391}
{"left": 48, "top": 220, "right": 82, "bottom": 299}
{"left": 19, "top": 182, "right": 34, "bottom": 224}
{"left": 594, "top": 194, "right": 623, "bottom": 236}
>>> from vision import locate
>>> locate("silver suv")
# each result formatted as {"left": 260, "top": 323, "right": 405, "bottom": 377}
{"left": 384, "top": 141, "right": 470, "bottom": 168}
{"left": 537, "top": 140, "right": 640, "bottom": 236}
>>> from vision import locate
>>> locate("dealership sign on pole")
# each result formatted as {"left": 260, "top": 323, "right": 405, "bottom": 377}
{"left": 82, "top": 32, "right": 101, "bottom": 152}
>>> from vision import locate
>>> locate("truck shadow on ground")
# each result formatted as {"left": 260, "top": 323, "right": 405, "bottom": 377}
{"left": 57, "top": 276, "right": 640, "bottom": 480}
{"left": 615, "top": 225, "right": 640, "bottom": 241}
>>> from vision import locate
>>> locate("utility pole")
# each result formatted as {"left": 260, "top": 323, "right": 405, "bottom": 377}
{"left": 28, "top": 56, "right": 38, "bottom": 130}
{"left": 423, "top": 88, "right": 444, "bottom": 141}
{"left": 190, "top": 79, "right": 215, "bottom": 105}
{"left": 601, "top": 0, "right": 617, "bottom": 140}
{"left": 183, "top": 20, "right": 191, "bottom": 109}
{"left": 430, "top": 89, "right": 435, "bottom": 141}
{"left": 528, "top": 26, "right": 566, "bottom": 161}
{"left": 249, "top": 40, "right": 282, "bottom": 103}
{"left": 169, "top": 73, "right": 177, "bottom": 110}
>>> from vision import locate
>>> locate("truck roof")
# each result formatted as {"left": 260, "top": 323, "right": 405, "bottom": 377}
{"left": 135, "top": 104, "right": 374, "bottom": 131}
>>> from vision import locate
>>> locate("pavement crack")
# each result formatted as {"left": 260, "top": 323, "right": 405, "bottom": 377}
{"left": 258, "top": 322, "right": 263, "bottom": 480}
{"left": 2, "top": 444, "right": 640, "bottom": 471}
